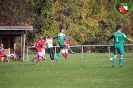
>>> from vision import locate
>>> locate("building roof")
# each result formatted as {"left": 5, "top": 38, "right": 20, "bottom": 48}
{"left": 0, "top": 26, "right": 33, "bottom": 30}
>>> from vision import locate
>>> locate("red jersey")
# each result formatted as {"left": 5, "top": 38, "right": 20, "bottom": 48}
{"left": 35, "top": 39, "right": 44, "bottom": 52}
{"left": 39, "top": 39, "right": 45, "bottom": 46}
{"left": 63, "top": 39, "right": 69, "bottom": 49}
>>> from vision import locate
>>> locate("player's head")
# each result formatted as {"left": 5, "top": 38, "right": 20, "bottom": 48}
{"left": 42, "top": 37, "right": 46, "bottom": 41}
{"left": 0, "top": 44, "right": 3, "bottom": 47}
{"left": 116, "top": 25, "right": 121, "bottom": 31}
{"left": 60, "top": 29, "right": 65, "bottom": 33}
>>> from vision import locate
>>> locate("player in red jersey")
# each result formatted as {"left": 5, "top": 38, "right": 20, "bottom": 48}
{"left": 62, "top": 37, "right": 70, "bottom": 59}
{"left": 32, "top": 37, "right": 45, "bottom": 64}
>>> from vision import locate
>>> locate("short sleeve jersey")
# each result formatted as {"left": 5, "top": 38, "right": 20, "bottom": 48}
{"left": 111, "top": 32, "right": 128, "bottom": 46}
{"left": 57, "top": 33, "right": 66, "bottom": 43}
{"left": 35, "top": 40, "right": 44, "bottom": 52}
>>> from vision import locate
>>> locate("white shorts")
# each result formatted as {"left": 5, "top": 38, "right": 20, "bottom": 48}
{"left": 42, "top": 48, "right": 45, "bottom": 55}
{"left": 62, "top": 49, "right": 68, "bottom": 53}
{"left": 36, "top": 52, "right": 43, "bottom": 57}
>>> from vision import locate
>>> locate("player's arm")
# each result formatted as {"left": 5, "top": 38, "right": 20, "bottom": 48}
{"left": 127, "top": 38, "right": 133, "bottom": 42}
{"left": 105, "top": 36, "right": 113, "bottom": 41}
{"left": 123, "top": 33, "right": 133, "bottom": 42}
{"left": 105, "top": 33, "right": 113, "bottom": 41}
{"left": 32, "top": 42, "right": 36, "bottom": 47}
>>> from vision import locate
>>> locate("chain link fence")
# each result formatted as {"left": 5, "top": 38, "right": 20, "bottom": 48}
{"left": 25, "top": 44, "right": 133, "bottom": 61}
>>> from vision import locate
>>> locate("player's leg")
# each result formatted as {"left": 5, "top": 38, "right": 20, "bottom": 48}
{"left": 55, "top": 48, "right": 62, "bottom": 61}
{"left": 68, "top": 47, "right": 74, "bottom": 54}
{"left": 32, "top": 51, "right": 37, "bottom": 62}
{"left": 119, "top": 46, "right": 124, "bottom": 67}
{"left": 56, "top": 50, "right": 62, "bottom": 61}
{"left": 55, "top": 43, "right": 66, "bottom": 61}
{"left": 61, "top": 49, "right": 66, "bottom": 58}
{"left": 112, "top": 48, "right": 118, "bottom": 68}
{"left": 36, "top": 56, "right": 41, "bottom": 64}
{"left": 112, "top": 55, "right": 117, "bottom": 68}
{"left": 65, "top": 49, "right": 68, "bottom": 59}
{"left": 36, "top": 52, "right": 42, "bottom": 64}
{"left": 119, "top": 55, "right": 123, "bottom": 67}
{"left": 32, "top": 53, "right": 38, "bottom": 62}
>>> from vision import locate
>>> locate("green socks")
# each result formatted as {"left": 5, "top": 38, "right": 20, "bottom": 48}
{"left": 56, "top": 53, "right": 61, "bottom": 61}
{"left": 112, "top": 56, "right": 116, "bottom": 66}
{"left": 119, "top": 56, "right": 123, "bottom": 66}
{"left": 112, "top": 55, "right": 123, "bottom": 67}
{"left": 69, "top": 47, "right": 74, "bottom": 54}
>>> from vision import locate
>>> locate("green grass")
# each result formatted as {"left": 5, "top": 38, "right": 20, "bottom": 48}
{"left": 0, "top": 53, "right": 133, "bottom": 88}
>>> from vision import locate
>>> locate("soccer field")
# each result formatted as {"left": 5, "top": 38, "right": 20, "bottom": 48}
{"left": 0, "top": 53, "right": 133, "bottom": 88}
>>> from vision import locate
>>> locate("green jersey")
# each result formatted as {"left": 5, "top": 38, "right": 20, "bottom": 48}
{"left": 111, "top": 32, "right": 128, "bottom": 46}
{"left": 57, "top": 33, "right": 66, "bottom": 49}
{"left": 57, "top": 33, "right": 66, "bottom": 43}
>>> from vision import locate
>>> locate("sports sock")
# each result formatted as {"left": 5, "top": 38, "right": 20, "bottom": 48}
{"left": 112, "top": 56, "right": 116, "bottom": 66}
{"left": 36, "top": 56, "right": 40, "bottom": 64}
{"left": 32, "top": 57, "right": 35, "bottom": 62}
{"left": 62, "top": 53, "right": 66, "bottom": 58}
{"left": 69, "top": 47, "right": 74, "bottom": 53}
{"left": 119, "top": 56, "right": 123, "bottom": 66}
{"left": 56, "top": 53, "right": 61, "bottom": 61}
{"left": 65, "top": 53, "right": 68, "bottom": 58}
{"left": 58, "top": 53, "right": 61, "bottom": 57}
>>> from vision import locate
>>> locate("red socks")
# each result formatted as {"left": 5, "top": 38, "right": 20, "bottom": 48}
{"left": 62, "top": 53, "right": 68, "bottom": 59}
{"left": 36, "top": 56, "right": 40, "bottom": 64}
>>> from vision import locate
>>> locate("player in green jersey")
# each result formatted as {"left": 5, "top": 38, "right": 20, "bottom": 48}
{"left": 107, "top": 25, "right": 133, "bottom": 68}
{"left": 55, "top": 29, "right": 66, "bottom": 61}
{"left": 56, "top": 29, "right": 74, "bottom": 61}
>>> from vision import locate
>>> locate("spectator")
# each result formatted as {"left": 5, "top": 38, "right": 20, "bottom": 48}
{"left": 46, "top": 36, "right": 54, "bottom": 60}
{"left": 0, "top": 44, "right": 8, "bottom": 62}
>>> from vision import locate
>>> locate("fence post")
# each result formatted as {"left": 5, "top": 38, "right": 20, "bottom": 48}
{"left": 82, "top": 45, "right": 83, "bottom": 59}
{"left": 26, "top": 46, "right": 29, "bottom": 61}
{"left": 108, "top": 46, "right": 111, "bottom": 59}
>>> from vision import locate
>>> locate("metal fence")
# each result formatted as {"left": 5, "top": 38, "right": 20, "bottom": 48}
{"left": 26, "top": 44, "right": 133, "bottom": 61}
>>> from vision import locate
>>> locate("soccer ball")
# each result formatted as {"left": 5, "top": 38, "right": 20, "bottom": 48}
{"left": 109, "top": 58, "right": 113, "bottom": 62}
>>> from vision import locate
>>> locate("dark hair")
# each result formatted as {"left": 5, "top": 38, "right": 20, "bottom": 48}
{"left": 42, "top": 37, "right": 46, "bottom": 40}
{"left": 60, "top": 29, "right": 64, "bottom": 32}
{"left": 116, "top": 25, "right": 121, "bottom": 30}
